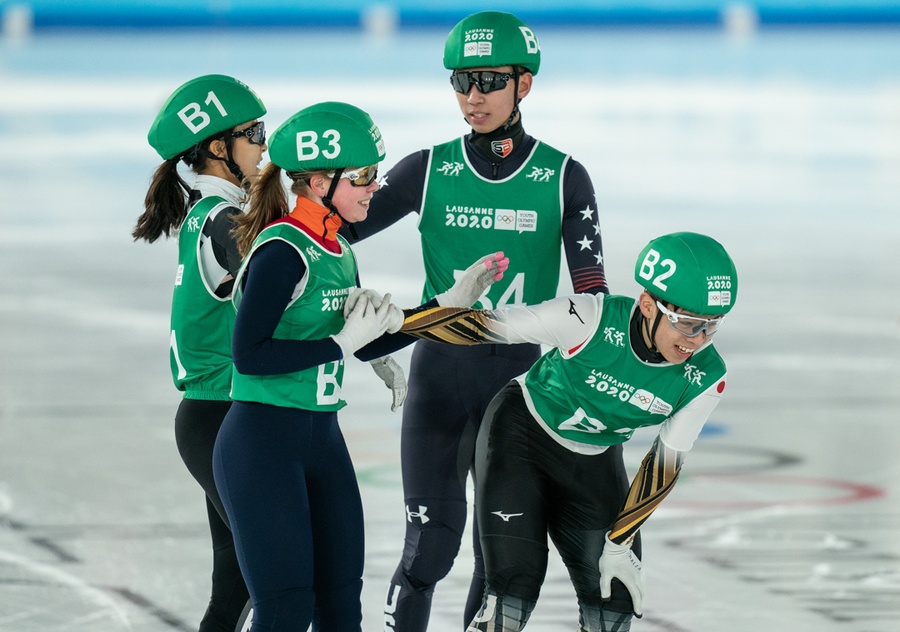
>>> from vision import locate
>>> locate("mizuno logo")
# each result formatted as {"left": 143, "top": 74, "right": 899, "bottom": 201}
{"left": 491, "top": 510, "right": 523, "bottom": 522}
{"left": 568, "top": 299, "right": 584, "bottom": 324}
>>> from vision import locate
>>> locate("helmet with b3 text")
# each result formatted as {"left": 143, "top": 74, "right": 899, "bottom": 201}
{"left": 267, "top": 101, "right": 385, "bottom": 172}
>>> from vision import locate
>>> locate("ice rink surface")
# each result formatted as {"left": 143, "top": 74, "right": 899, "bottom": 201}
{"left": 1, "top": 23, "right": 900, "bottom": 632}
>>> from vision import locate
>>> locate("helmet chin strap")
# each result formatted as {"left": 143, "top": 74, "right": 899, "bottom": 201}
{"left": 321, "top": 168, "right": 359, "bottom": 240}
{"left": 199, "top": 136, "right": 246, "bottom": 186}
{"left": 643, "top": 310, "right": 665, "bottom": 354}
{"left": 502, "top": 69, "right": 522, "bottom": 131}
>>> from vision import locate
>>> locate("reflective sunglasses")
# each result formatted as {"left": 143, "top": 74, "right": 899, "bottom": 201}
{"left": 450, "top": 70, "right": 514, "bottom": 95}
{"left": 229, "top": 121, "right": 266, "bottom": 146}
{"left": 336, "top": 165, "right": 379, "bottom": 187}
{"left": 656, "top": 301, "right": 723, "bottom": 338}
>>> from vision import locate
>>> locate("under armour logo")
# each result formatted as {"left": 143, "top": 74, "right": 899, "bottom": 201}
{"left": 491, "top": 510, "right": 523, "bottom": 522}
{"left": 405, "top": 505, "right": 429, "bottom": 524}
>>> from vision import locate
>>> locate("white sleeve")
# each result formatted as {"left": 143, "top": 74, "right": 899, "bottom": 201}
{"left": 658, "top": 373, "right": 727, "bottom": 452}
{"left": 497, "top": 293, "right": 602, "bottom": 354}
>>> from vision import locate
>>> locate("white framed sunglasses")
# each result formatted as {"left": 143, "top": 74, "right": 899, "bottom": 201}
{"left": 656, "top": 301, "right": 723, "bottom": 338}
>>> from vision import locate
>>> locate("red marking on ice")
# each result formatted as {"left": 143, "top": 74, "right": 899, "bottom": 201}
{"left": 669, "top": 474, "right": 884, "bottom": 510}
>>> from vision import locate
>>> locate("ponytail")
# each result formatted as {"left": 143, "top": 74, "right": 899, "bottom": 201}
{"left": 234, "top": 162, "right": 289, "bottom": 257}
{"left": 133, "top": 159, "right": 190, "bottom": 242}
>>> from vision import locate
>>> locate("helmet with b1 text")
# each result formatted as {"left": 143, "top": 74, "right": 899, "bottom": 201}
{"left": 443, "top": 11, "right": 541, "bottom": 75}
{"left": 634, "top": 232, "right": 738, "bottom": 316}
{"left": 267, "top": 101, "right": 385, "bottom": 172}
{"left": 147, "top": 74, "right": 266, "bottom": 160}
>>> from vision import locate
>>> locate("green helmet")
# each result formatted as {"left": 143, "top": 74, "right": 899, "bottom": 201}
{"left": 268, "top": 101, "right": 386, "bottom": 172}
{"left": 443, "top": 11, "right": 541, "bottom": 75}
{"left": 634, "top": 232, "right": 738, "bottom": 315}
{"left": 148, "top": 74, "right": 266, "bottom": 160}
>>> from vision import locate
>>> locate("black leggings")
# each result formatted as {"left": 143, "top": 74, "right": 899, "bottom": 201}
{"left": 387, "top": 341, "right": 540, "bottom": 631}
{"left": 174, "top": 398, "right": 250, "bottom": 632}
{"left": 473, "top": 382, "right": 640, "bottom": 628}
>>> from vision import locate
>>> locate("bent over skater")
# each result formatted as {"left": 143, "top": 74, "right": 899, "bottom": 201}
{"left": 395, "top": 232, "right": 738, "bottom": 631}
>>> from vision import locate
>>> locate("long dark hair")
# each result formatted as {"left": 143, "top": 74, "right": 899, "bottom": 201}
{"left": 132, "top": 138, "right": 217, "bottom": 243}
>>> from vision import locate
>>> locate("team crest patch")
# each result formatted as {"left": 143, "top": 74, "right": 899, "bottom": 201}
{"left": 491, "top": 138, "right": 513, "bottom": 158}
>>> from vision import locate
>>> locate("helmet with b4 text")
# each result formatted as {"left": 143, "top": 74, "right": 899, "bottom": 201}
{"left": 443, "top": 11, "right": 541, "bottom": 75}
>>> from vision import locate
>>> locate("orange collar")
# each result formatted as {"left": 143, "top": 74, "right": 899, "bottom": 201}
{"left": 288, "top": 196, "right": 343, "bottom": 247}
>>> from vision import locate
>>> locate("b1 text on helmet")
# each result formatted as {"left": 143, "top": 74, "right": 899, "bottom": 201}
{"left": 178, "top": 91, "right": 228, "bottom": 134}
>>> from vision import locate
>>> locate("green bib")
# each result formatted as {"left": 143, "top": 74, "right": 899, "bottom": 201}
{"left": 169, "top": 196, "right": 235, "bottom": 401}
{"left": 418, "top": 138, "right": 567, "bottom": 308}
{"left": 523, "top": 295, "right": 726, "bottom": 447}
{"left": 230, "top": 220, "right": 357, "bottom": 411}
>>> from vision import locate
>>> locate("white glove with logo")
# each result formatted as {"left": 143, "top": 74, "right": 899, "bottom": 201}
{"left": 331, "top": 293, "right": 394, "bottom": 356}
{"left": 369, "top": 355, "right": 407, "bottom": 411}
{"left": 599, "top": 531, "right": 644, "bottom": 617}
{"left": 435, "top": 252, "right": 510, "bottom": 308}
{"left": 345, "top": 287, "right": 404, "bottom": 334}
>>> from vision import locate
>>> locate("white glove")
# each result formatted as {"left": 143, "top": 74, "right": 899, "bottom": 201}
{"left": 331, "top": 293, "right": 394, "bottom": 356}
{"left": 344, "top": 287, "right": 383, "bottom": 317}
{"left": 346, "top": 287, "right": 404, "bottom": 334}
{"left": 435, "top": 252, "right": 510, "bottom": 308}
{"left": 599, "top": 531, "right": 644, "bottom": 617}
{"left": 384, "top": 303, "right": 404, "bottom": 334}
{"left": 369, "top": 355, "right": 407, "bottom": 411}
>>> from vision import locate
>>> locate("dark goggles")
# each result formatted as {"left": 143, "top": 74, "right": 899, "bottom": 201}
{"left": 337, "top": 165, "right": 379, "bottom": 187}
{"left": 229, "top": 121, "right": 266, "bottom": 146}
{"left": 450, "top": 70, "right": 514, "bottom": 95}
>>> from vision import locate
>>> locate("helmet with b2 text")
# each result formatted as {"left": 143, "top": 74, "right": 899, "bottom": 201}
{"left": 147, "top": 74, "right": 266, "bottom": 160}
{"left": 443, "top": 11, "right": 541, "bottom": 75}
{"left": 267, "top": 101, "right": 386, "bottom": 172}
{"left": 634, "top": 232, "right": 738, "bottom": 316}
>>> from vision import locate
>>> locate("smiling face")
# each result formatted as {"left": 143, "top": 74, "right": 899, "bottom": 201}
{"left": 453, "top": 65, "right": 532, "bottom": 134}
{"left": 637, "top": 292, "right": 716, "bottom": 364}
{"left": 322, "top": 169, "right": 380, "bottom": 223}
